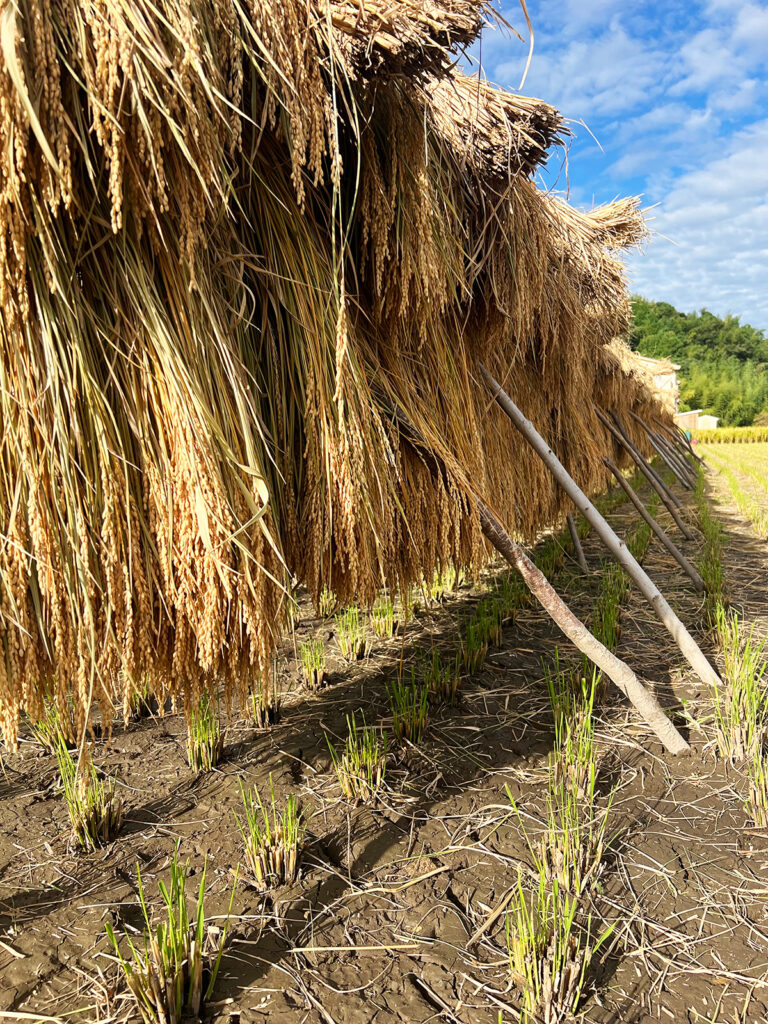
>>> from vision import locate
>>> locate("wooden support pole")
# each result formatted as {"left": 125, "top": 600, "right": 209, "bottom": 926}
{"left": 478, "top": 500, "right": 689, "bottom": 755}
{"left": 652, "top": 428, "right": 696, "bottom": 488}
{"left": 389, "top": 402, "right": 689, "bottom": 755}
{"left": 566, "top": 513, "right": 589, "bottom": 574}
{"left": 604, "top": 458, "right": 704, "bottom": 592}
{"left": 655, "top": 419, "right": 701, "bottom": 468}
{"left": 594, "top": 407, "right": 696, "bottom": 541}
{"left": 479, "top": 364, "right": 722, "bottom": 690}
{"left": 655, "top": 430, "right": 697, "bottom": 486}
{"left": 630, "top": 411, "right": 696, "bottom": 487}
{"left": 664, "top": 436, "right": 698, "bottom": 488}
{"left": 665, "top": 420, "right": 706, "bottom": 467}
{"left": 608, "top": 411, "right": 684, "bottom": 509}
{"left": 630, "top": 412, "right": 695, "bottom": 488}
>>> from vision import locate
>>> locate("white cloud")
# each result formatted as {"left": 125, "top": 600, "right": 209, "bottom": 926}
{"left": 479, "top": 2, "right": 768, "bottom": 328}
{"left": 733, "top": 4, "right": 768, "bottom": 46}
{"left": 492, "top": 18, "right": 670, "bottom": 120}
{"left": 628, "top": 119, "right": 768, "bottom": 328}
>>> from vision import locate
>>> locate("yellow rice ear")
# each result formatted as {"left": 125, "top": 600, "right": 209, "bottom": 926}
{"left": 0, "top": 0, "right": 663, "bottom": 746}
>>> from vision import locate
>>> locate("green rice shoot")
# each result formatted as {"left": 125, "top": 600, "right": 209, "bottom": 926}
{"left": 234, "top": 775, "right": 306, "bottom": 890}
{"left": 389, "top": 671, "right": 430, "bottom": 745}
{"left": 299, "top": 639, "right": 326, "bottom": 690}
{"left": 105, "top": 842, "right": 234, "bottom": 1022}
{"left": 186, "top": 693, "right": 224, "bottom": 774}
{"left": 57, "top": 743, "right": 123, "bottom": 852}
{"left": 328, "top": 712, "right": 387, "bottom": 804}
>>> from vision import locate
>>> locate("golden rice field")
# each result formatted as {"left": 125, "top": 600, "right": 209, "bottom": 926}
{"left": 699, "top": 441, "right": 768, "bottom": 537}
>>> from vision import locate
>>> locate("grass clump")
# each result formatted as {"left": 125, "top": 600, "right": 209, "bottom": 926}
{"left": 546, "top": 654, "right": 599, "bottom": 801}
{"left": 299, "top": 639, "right": 326, "bottom": 690}
{"left": 424, "top": 649, "right": 461, "bottom": 706}
{"left": 534, "top": 536, "right": 564, "bottom": 579}
{"left": 328, "top": 713, "right": 387, "bottom": 804}
{"left": 28, "top": 697, "right": 77, "bottom": 752}
{"left": 592, "top": 562, "right": 629, "bottom": 652}
{"left": 186, "top": 693, "right": 224, "bottom": 773}
{"left": 460, "top": 604, "right": 497, "bottom": 674}
{"left": 423, "top": 565, "right": 461, "bottom": 606}
{"left": 389, "top": 671, "right": 430, "bottom": 745}
{"left": 57, "top": 744, "right": 123, "bottom": 851}
{"left": 248, "top": 666, "right": 282, "bottom": 728}
{"left": 235, "top": 776, "right": 306, "bottom": 890}
{"left": 493, "top": 573, "right": 529, "bottom": 622}
{"left": 713, "top": 606, "right": 768, "bottom": 762}
{"left": 506, "top": 869, "right": 611, "bottom": 1024}
{"left": 747, "top": 748, "right": 768, "bottom": 827}
{"left": 318, "top": 586, "right": 336, "bottom": 619}
{"left": 335, "top": 607, "right": 369, "bottom": 662}
{"left": 505, "top": 658, "right": 615, "bottom": 1022}
{"left": 129, "top": 680, "right": 154, "bottom": 719}
{"left": 106, "top": 844, "right": 233, "bottom": 1024}
{"left": 370, "top": 595, "right": 398, "bottom": 639}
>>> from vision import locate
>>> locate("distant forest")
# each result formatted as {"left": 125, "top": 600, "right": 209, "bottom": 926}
{"left": 629, "top": 297, "right": 768, "bottom": 426}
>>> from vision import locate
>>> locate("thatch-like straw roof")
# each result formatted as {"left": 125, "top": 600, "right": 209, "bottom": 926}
{"left": 0, "top": 0, "right": 664, "bottom": 744}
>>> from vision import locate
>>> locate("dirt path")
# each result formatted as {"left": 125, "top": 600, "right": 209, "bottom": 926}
{"left": 2, "top": 468, "right": 768, "bottom": 1024}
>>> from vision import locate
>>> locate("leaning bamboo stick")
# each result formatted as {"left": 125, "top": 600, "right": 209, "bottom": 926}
{"left": 566, "top": 513, "right": 589, "bottom": 574}
{"left": 390, "top": 402, "right": 689, "bottom": 755}
{"left": 595, "top": 407, "right": 695, "bottom": 540}
{"left": 643, "top": 427, "right": 693, "bottom": 489}
{"left": 662, "top": 420, "right": 706, "bottom": 466}
{"left": 477, "top": 498, "right": 689, "bottom": 755}
{"left": 629, "top": 412, "right": 694, "bottom": 489}
{"left": 479, "top": 364, "right": 721, "bottom": 690}
{"left": 609, "top": 411, "right": 684, "bottom": 510}
{"left": 604, "top": 458, "right": 704, "bottom": 592}
{"left": 654, "top": 430, "right": 697, "bottom": 487}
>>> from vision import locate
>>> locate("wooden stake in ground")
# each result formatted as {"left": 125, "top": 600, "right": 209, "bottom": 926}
{"left": 594, "top": 406, "right": 695, "bottom": 541}
{"left": 566, "top": 513, "right": 589, "bottom": 574}
{"left": 478, "top": 499, "right": 689, "bottom": 755}
{"left": 479, "top": 364, "right": 722, "bottom": 690}
{"left": 389, "top": 403, "right": 689, "bottom": 755}
{"left": 604, "top": 458, "right": 704, "bottom": 592}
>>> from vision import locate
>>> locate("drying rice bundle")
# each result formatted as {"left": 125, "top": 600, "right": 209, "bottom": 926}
{"left": 329, "top": 0, "right": 497, "bottom": 76}
{"left": 0, "top": 0, "right": 664, "bottom": 745}
{"left": 426, "top": 71, "right": 566, "bottom": 180}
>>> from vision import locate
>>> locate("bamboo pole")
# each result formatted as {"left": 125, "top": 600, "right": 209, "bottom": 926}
{"left": 604, "top": 458, "right": 704, "bottom": 592}
{"left": 652, "top": 429, "right": 695, "bottom": 488}
{"left": 478, "top": 499, "right": 689, "bottom": 755}
{"left": 593, "top": 407, "right": 696, "bottom": 541}
{"left": 597, "top": 406, "right": 681, "bottom": 506}
{"left": 608, "top": 411, "right": 684, "bottom": 510}
{"left": 664, "top": 420, "right": 706, "bottom": 466}
{"left": 630, "top": 412, "right": 695, "bottom": 488}
{"left": 566, "top": 513, "right": 589, "bottom": 574}
{"left": 655, "top": 430, "right": 697, "bottom": 486}
{"left": 628, "top": 411, "right": 693, "bottom": 488}
{"left": 479, "top": 364, "right": 722, "bottom": 690}
{"left": 389, "top": 402, "right": 689, "bottom": 755}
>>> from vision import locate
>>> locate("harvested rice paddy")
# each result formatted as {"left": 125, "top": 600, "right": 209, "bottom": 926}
{"left": 3, "top": 468, "right": 768, "bottom": 1024}
{"left": 700, "top": 441, "right": 768, "bottom": 537}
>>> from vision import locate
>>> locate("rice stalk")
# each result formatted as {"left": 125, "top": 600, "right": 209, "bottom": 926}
{"left": 105, "top": 843, "right": 234, "bottom": 1023}
{"left": 234, "top": 776, "right": 307, "bottom": 890}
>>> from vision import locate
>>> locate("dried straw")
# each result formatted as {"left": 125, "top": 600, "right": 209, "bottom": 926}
{"left": 0, "top": 0, "right": 667, "bottom": 744}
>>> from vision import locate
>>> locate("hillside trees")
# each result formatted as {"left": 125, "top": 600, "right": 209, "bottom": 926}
{"left": 630, "top": 298, "right": 768, "bottom": 426}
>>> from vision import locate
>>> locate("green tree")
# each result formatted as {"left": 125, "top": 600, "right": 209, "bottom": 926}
{"left": 630, "top": 297, "right": 768, "bottom": 427}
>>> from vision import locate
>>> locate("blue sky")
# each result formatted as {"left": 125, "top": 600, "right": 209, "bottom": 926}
{"left": 470, "top": 1, "right": 768, "bottom": 331}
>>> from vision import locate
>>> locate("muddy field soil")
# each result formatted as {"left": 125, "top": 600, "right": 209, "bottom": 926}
{"left": 2, "top": 469, "right": 768, "bottom": 1024}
